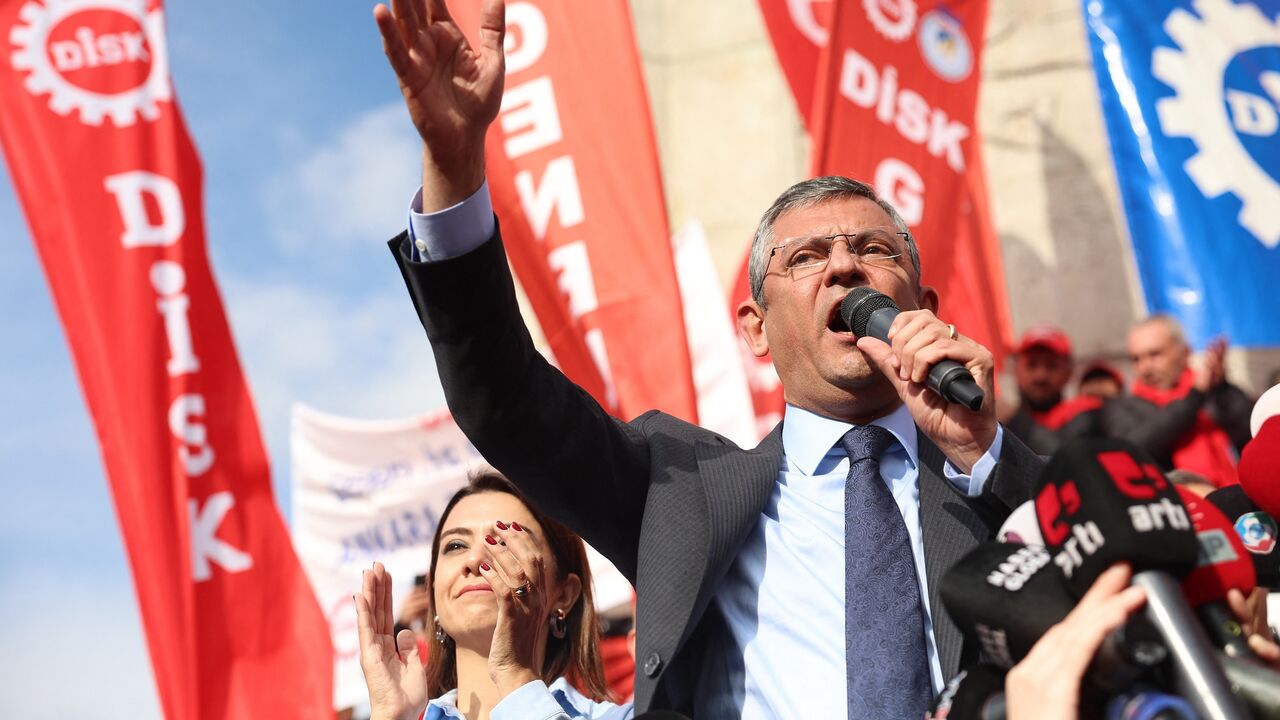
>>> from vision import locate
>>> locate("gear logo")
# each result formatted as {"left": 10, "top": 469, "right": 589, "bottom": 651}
{"left": 863, "top": 0, "right": 917, "bottom": 42}
{"left": 9, "top": 0, "right": 171, "bottom": 126}
{"left": 1153, "top": 0, "right": 1280, "bottom": 248}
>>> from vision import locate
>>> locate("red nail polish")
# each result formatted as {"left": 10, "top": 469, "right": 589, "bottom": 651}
{"left": 511, "top": 522, "right": 523, "bottom": 532}
{"left": 480, "top": 562, "right": 491, "bottom": 571}
{"left": 495, "top": 521, "right": 508, "bottom": 530}
{"left": 485, "top": 535, "right": 497, "bottom": 545}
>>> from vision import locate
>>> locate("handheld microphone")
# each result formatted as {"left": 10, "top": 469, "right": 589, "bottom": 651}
{"left": 928, "top": 664, "right": 1007, "bottom": 720}
{"left": 1218, "top": 651, "right": 1280, "bottom": 719}
{"left": 1034, "top": 437, "right": 1247, "bottom": 720}
{"left": 1174, "top": 486, "right": 1259, "bottom": 661}
{"left": 997, "top": 501, "right": 1045, "bottom": 545}
{"left": 1239, "top": 416, "right": 1280, "bottom": 519}
{"left": 940, "top": 541, "right": 1166, "bottom": 685}
{"left": 1205, "top": 485, "right": 1280, "bottom": 589}
{"left": 839, "top": 288, "right": 985, "bottom": 410}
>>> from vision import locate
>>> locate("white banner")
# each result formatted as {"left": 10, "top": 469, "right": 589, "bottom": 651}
{"left": 290, "top": 403, "right": 633, "bottom": 711}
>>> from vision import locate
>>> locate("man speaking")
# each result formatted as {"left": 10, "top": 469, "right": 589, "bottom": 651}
{"left": 373, "top": 0, "right": 1042, "bottom": 716}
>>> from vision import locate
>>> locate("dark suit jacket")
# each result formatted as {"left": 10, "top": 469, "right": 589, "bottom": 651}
{"left": 389, "top": 229, "right": 1044, "bottom": 713}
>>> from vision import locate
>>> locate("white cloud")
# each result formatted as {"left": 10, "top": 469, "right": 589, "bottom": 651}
{"left": 263, "top": 103, "right": 422, "bottom": 252}
{"left": 222, "top": 274, "right": 448, "bottom": 504}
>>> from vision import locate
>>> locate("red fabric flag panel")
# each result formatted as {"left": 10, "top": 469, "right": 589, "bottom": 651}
{"left": 453, "top": 0, "right": 699, "bottom": 424}
{"left": 0, "top": 1, "right": 332, "bottom": 717}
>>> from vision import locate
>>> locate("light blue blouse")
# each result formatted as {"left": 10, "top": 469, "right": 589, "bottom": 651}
{"left": 423, "top": 677, "right": 634, "bottom": 720}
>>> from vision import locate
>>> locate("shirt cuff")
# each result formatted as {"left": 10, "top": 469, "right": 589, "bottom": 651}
{"left": 490, "top": 679, "right": 568, "bottom": 720}
{"left": 942, "top": 425, "right": 1004, "bottom": 497}
{"left": 406, "top": 180, "right": 496, "bottom": 262}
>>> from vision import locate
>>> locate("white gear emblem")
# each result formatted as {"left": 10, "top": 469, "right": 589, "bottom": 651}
{"left": 8, "top": 0, "right": 171, "bottom": 126}
{"left": 1153, "top": 0, "right": 1280, "bottom": 248}
{"left": 863, "top": 0, "right": 917, "bottom": 42}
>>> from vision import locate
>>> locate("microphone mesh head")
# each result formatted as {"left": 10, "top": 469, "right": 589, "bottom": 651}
{"left": 840, "top": 287, "right": 898, "bottom": 337}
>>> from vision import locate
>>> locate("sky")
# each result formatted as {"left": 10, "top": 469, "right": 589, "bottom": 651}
{"left": 0, "top": 2, "right": 449, "bottom": 715}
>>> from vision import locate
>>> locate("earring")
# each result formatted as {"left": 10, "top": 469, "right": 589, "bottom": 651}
{"left": 549, "top": 608, "right": 567, "bottom": 639}
{"left": 434, "top": 615, "right": 449, "bottom": 644}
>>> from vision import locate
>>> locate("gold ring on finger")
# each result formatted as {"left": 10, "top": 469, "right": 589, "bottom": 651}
{"left": 946, "top": 323, "right": 958, "bottom": 340}
{"left": 513, "top": 582, "right": 531, "bottom": 597}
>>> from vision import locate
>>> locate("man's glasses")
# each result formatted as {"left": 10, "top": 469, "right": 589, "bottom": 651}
{"left": 767, "top": 229, "right": 909, "bottom": 281}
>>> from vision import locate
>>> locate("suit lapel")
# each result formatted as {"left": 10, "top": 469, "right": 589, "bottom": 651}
{"left": 917, "top": 437, "right": 991, "bottom": 678}
{"left": 683, "top": 426, "right": 783, "bottom": 643}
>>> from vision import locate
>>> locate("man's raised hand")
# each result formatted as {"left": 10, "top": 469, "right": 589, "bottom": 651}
{"left": 373, "top": 0, "right": 505, "bottom": 210}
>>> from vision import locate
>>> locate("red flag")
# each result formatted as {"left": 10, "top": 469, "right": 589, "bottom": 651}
{"left": 808, "top": 0, "right": 1011, "bottom": 357}
{"left": 0, "top": 1, "right": 332, "bottom": 717}
{"left": 756, "top": 0, "right": 833, "bottom": 124}
{"left": 753, "top": 0, "right": 1012, "bottom": 367}
{"left": 452, "top": 0, "right": 698, "bottom": 423}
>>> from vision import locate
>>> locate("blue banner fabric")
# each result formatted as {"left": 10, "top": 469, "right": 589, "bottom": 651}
{"left": 1084, "top": 0, "right": 1280, "bottom": 347}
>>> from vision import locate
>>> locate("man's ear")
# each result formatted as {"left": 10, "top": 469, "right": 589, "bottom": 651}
{"left": 918, "top": 284, "right": 940, "bottom": 316}
{"left": 737, "top": 299, "right": 769, "bottom": 358}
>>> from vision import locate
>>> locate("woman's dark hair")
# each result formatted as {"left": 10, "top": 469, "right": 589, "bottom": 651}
{"left": 423, "top": 469, "right": 611, "bottom": 700}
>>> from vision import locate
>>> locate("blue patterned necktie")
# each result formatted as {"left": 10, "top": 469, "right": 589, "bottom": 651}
{"left": 841, "top": 424, "right": 933, "bottom": 719}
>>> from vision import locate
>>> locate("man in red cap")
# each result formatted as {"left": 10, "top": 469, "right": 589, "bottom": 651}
{"left": 1005, "top": 325, "right": 1102, "bottom": 455}
{"left": 1101, "top": 315, "right": 1252, "bottom": 487}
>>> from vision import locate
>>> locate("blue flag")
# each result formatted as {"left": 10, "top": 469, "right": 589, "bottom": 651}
{"left": 1084, "top": 0, "right": 1280, "bottom": 347}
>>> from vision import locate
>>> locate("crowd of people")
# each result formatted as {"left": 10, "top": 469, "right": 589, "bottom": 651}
{"left": 1002, "top": 317, "right": 1261, "bottom": 491}
{"left": 347, "top": 1, "right": 1280, "bottom": 718}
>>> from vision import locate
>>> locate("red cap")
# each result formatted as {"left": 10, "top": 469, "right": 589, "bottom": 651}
{"left": 1016, "top": 324, "right": 1072, "bottom": 358}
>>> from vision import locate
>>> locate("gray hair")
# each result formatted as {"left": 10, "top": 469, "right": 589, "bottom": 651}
{"left": 1135, "top": 314, "right": 1187, "bottom": 347}
{"left": 747, "top": 176, "right": 921, "bottom": 306}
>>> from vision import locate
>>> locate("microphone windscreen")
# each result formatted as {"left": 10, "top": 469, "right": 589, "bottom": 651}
{"left": 1175, "top": 486, "right": 1256, "bottom": 607}
{"left": 1250, "top": 384, "right": 1280, "bottom": 437}
{"left": 1205, "top": 485, "right": 1280, "bottom": 588}
{"left": 940, "top": 542, "right": 1075, "bottom": 667}
{"left": 997, "top": 501, "right": 1044, "bottom": 545}
{"left": 1034, "top": 437, "right": 1198, "bottom": 597}
{"left": 839, "top": 287, "right": 896, "bottom": 337}
{"left": 1239, "top": 416, "right": 1280, "bottom": 519}
{"left": 928, "top": 664, "right": 1007, "bottom": 720}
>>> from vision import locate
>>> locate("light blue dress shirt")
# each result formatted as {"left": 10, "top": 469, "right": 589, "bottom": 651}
{"left": 405, "top": 183, "right": 1006, "bottom": 718}
{"left": 700, "top": 403, "right": 1002, "bottom": 719}
{"left": 424, "top": 677, "right": 633, "bottom": 720}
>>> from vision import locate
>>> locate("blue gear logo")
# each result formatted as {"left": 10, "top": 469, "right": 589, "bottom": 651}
{"left": 1153, "top": 0, "right": 1280, "bottom": 248}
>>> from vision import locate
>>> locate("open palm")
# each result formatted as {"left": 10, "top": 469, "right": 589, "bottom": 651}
{"left": 356, "top": 563, "right": 428, "bottom": 720}
{"left": 374, "top": 0, "right": 505, "bottom": 173}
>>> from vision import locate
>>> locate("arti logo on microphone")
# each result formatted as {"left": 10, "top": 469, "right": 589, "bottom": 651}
{"left": 1097, "top": 450, "right": 1190, "bottom": 533}
{"left": 1035, "top": 480, "right": 1105, "bottom": 579}
{"left": 1236, "top": 513, "right": 1278, "bottom": 555}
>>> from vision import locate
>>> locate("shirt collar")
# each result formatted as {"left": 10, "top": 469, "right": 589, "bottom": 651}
{"left": 781, "top": 402, "right": 919, "bottom": 476}
{"left": 424, "top": 690, "right": 463, "bottom": 720}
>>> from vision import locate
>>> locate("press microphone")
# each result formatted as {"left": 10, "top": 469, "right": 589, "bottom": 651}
{"left": 1175, "top": 486, "right": 1260, "bottom": 661}
{"left": 928, "top": 664, "right": 1007, "bottom": 720}
{"left": 997, "top": 501, "right": 1045, "bottom": 545}
{"left": 1240, "top": 416, "right": 1280, "bottom": 519}
{"left": 1205, "top": 485, "right": 1280, "bottom": 589}
{"left": 1035, "top": 437, "right": 1247, "bottom": 720}
{"left": 839, "top": 288, "right": 985, "bottom": 410}
{"left": 1218, "top": 651, "right": 1280, "bottom": 719}
{"left": 940, "top": 541, "right": 1166, "bottom": 685}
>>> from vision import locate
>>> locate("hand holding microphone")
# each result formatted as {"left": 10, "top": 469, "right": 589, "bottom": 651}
{"left": 840, "top": 288, "right": 997, "bottom": 473}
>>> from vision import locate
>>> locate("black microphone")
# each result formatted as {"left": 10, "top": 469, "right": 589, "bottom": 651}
{"left": 1205, "top": 484, "right": 1280, "bottom": 590}
{"left": 839, "top": 288, "right": 985, "bottom": 410}
{"left": 1035, "top": 437, "right": 1248, "bottom": 720}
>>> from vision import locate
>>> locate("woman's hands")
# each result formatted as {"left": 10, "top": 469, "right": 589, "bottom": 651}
{"left": 356, "top": 562, "right": 428, "bottom": 720}
{"left": 1005, "top": 564, "right": 1147, "bottom": 720}
{"left": 477, "top": 520, "right": 561, "bottom": 696}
